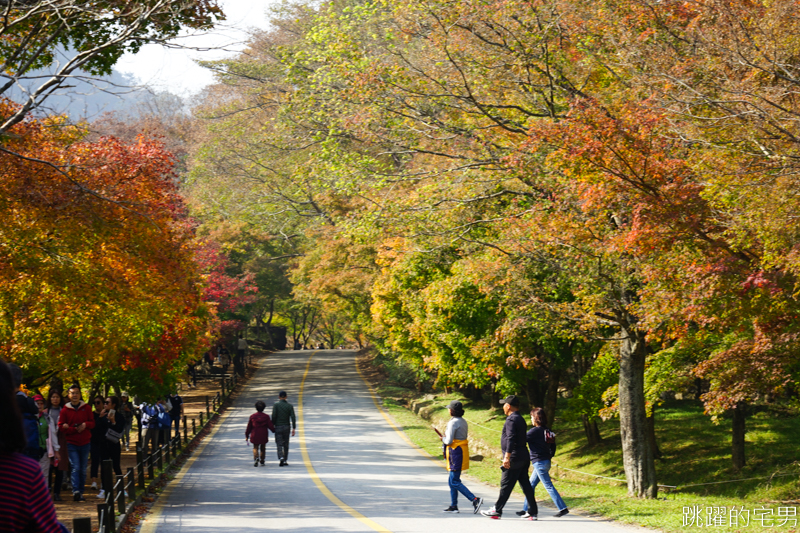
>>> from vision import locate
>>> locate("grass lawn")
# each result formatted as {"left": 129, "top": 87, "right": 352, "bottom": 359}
{"left": 373, "top": 384, "right": 800, "bottom": 533}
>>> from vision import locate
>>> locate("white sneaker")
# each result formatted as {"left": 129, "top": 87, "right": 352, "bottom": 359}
{"left": 97, "top": 490, "right": 106, "bottom": 499}
{"left": 90, "top": 482, "right": 98, "bottom": 490}
{"left": 481, "top": 507, "right": 501, "bottom": 518}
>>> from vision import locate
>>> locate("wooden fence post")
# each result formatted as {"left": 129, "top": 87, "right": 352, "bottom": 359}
{"left": 116, "top": 475, "right": 126, "bottom": 514}
{"left": 205, "top": 396, "right": 210, "bottom": 417}
{"left": 136, "top": 451, "right": 145, "bottom": 491}
{"left": 127, "top": 467, "right": 136, "bottom": 502}
{"left": 192, "top": 418, "right": 196, "bottom": 435}
{"left": 101, "top": 459, "right": 114, "bottom": 508}
{"left": 96, "top": 505, "right": 105, "bottom": 533}
{"left": 73, "top": 517, "right": 92, "bottom": 533}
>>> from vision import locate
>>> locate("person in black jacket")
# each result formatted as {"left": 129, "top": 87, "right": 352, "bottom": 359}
{"left": 97, "top": 396, "right": 125, "bottom": 500}
{"left": 480, "top": 395, "right": 538, "bottom": 519}
{"left": 516, "top": 407, "right": 569, "bottom": 518}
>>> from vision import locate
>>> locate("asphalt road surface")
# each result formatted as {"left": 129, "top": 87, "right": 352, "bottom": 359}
{"left": 139, "top": 349, "right": 639, "bottom": 533}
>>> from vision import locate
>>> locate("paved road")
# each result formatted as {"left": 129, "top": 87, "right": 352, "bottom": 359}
{"left": 139, "top": 349, "right": 638, "bottom": 533}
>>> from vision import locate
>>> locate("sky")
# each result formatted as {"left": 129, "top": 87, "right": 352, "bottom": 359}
{"left": 115, "top": 0, "right": 274, "bottom": 96}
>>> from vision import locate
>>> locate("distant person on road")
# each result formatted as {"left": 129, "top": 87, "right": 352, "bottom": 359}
{"left": 271, "top": 391, "right": 296, "bottom": 466}
{"left": 220, "top": 349, "right": 231, "bottom": 375}
{"left": 168, "top": 392, "right": 183, "bottom": 440}
{"left": 119, "top": 393, "right": 134, "bottom": 451}
{"left": 440, "top": 400, "right": 483, "bottom": 514}
{"left": 246, "top": 401, "right": 276, "bottom": 467}
{"left": 235, "top": 334, "right": 248, "bottom": 377}
{"left": 0, "top": 359, "right": 69, "bottom": 532}
{"left": 480, "top": 395, "right": 538, "bottom": 520}
{"left": 516, "top": 408, "right": 569, "bottom": 518}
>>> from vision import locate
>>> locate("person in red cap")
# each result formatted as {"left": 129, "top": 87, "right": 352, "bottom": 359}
{"left": 33, "top": 394, "right": 50, "bottom": 477}
{"left": 481, "top": 395, "right": 538, "bottom": 520}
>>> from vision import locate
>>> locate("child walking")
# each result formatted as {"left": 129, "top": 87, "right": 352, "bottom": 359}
{"left": 246, "top": 401, "right": 275, "bottom": 467}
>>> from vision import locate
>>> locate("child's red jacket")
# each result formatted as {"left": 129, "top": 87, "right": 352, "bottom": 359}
{"left": 246, "top": 412, "right": 276, "bottom": 445}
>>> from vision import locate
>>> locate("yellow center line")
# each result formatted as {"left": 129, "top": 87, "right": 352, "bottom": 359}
{"left": 299, "top": 352, "right": 393, "bottom": 533}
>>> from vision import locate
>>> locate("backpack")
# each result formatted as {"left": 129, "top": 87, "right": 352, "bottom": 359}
{"left": 37, "top": 414, "right": 49, "bottom": 450}
{"left": 157, "top": 409, "right": 172, "bottom": 429}
{"left": 544, "top": 429, "right": 556, "bottom": 444}
{"left": 19, "top": 395, "right": 42, "bottom": 456}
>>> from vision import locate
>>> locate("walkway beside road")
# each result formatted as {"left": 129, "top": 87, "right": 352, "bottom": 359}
{"left": 54, "top": 358, "right": 259, "bottom": 531}
{"left": 138, "top": 349, "right": 643, "bottom": 533}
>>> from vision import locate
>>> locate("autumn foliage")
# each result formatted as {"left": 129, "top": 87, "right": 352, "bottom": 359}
{"left": 0, "top": 99, "right": 209, "bottom": 394}
{"left": 181, "top": 0, "right": 800, "bottom": 493}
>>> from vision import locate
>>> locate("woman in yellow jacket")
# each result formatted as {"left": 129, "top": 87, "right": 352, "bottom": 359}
{"left": 441, "top": 400, "right": 483, "bottom": 514}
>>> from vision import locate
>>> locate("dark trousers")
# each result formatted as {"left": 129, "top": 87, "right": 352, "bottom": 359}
{"left": 253, "top": 443, "right": 266, "bottom": 462}
{"left": 49, "top": 464, "right": 65, "bottom": 495}
{"left": 275, "top": 425, "right": 291, "bottom": 461}
{"left": 101, "top": 443, "right": 122, "bottom": 491}
{"left": 90, "top": 441, "right": 103, "bottom": 479}
{"left": 494, "top": 458, "right": 538, "bottom": 515}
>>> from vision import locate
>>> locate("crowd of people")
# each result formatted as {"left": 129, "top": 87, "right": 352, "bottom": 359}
{"left": 187, "top": 336, "right": 246, "bottom": 389}
{"left": 3, "top": 361, "right": 185, "bottom": 506}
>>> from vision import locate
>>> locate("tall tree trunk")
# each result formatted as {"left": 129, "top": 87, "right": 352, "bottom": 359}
{"left": 524, "top": 376, "right": 543, "bottom": 410}
{"left": 732, "top": 402, "right": 746, "bottom": 470}
{"left": 265, "top": 299, "right": 275, "bottom": 349}
{"left": 618, "top": 325, "right": 658, "bottom": 498}
{"left": 544, "top": 366, "right": 561, "bottom": 425}
{"left": 490, "top": 378, "right": 500, "bottom": 408}
{"left": 582, "top": 414, "right": 602, "bottom": 446}
{"left": 49, "top": 376, "right": 64, "bottom": 395}
{"left": 646, "top": 407, "right": 662, "bottom": 459}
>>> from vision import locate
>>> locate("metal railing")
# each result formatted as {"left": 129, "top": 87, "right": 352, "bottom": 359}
{"left": 73, "top": 373, "right": 239, "bottom": 533}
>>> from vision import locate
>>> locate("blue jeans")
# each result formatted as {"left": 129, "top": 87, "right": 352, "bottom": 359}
{"left": 448, "top": 469, "right": 476, "bottom": 507}
{"left": 67, "top": 443, "right": 90, "bottom": 495}
{"left": 523, "top": 460, "right": 567, "bottom": 512}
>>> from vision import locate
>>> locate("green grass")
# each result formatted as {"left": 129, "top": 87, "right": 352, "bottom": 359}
{"left": 374, "top": 385, "right": 800, "bottom": 532}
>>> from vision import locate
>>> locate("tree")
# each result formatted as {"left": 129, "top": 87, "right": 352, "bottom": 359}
{"left": 0, "top": 98, "right": 210, "bottom": 396}
{"left": 0, "top": 0, "right": 224, "bottom": 134}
